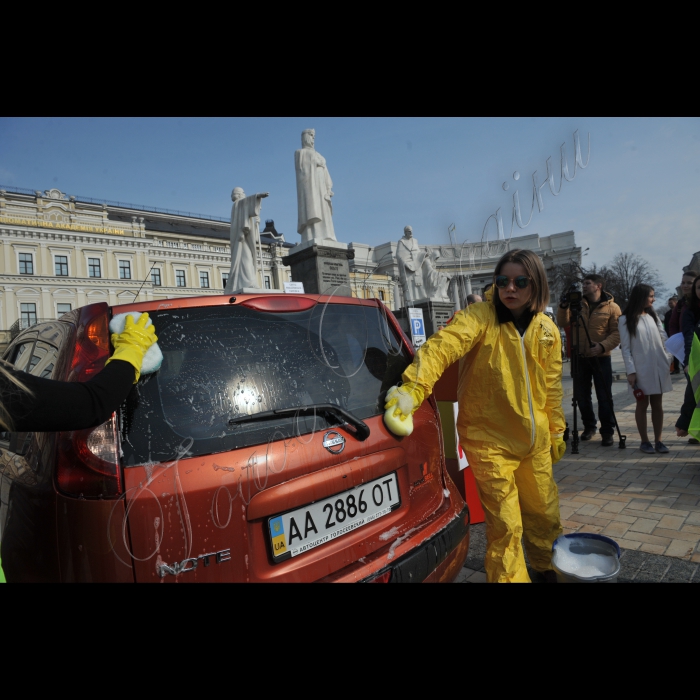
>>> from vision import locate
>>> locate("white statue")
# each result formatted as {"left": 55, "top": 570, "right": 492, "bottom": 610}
{"left": 295, "top": 129, "right": 337, "bottom": 243}
{"left": 225, "top": 187, "right": 269, "bottom": 292}
{"left": 396, "top": 225, "right": 426, "bottom": 303}
{"left": 422, "top": 251, "right": 451, "bottom": 301}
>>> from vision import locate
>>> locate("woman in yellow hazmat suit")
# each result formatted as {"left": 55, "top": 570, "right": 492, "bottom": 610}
{"left": 385, "top": 249, "right": 566, "bottom": 583}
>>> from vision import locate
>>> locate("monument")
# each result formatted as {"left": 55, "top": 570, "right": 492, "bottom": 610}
{"left": 283, "top": 129, "right": 353, "bottom": 296}
{"left": 394, "top": 225, "right": 454, "bottom": 338}
{"left": 225, "top": 187, "right": 269, "bottom": 293}
{"left": 295, "top": 129, "right": 336, "bottom": 243}
{"left": 422, "top": 250, "right": 452, "bottom": 302}
{"left": 396, "top": 225, "right": 426, "bottom": 304}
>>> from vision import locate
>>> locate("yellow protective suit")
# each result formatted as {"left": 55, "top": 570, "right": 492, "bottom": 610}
{"left": 402, "top": 301, "right": 565, "bottom": 583}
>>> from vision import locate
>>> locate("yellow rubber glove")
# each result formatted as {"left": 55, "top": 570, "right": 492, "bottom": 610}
{"left": 551, "top": 434, "right": 566, "bottom": 465}
{"left": 105, "top": 312, "right": 158, "bottom": 383}
{"left": 383, "top": 383, "right": 425, "bottom": 436}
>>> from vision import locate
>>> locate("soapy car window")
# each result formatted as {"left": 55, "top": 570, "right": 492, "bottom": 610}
{"left": 119, "top": 303, "right": 410, "bottom": 466}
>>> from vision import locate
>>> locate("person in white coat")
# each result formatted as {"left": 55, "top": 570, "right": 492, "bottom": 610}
{"left": 619, "top": 284, "right": 674, "bottom": 454}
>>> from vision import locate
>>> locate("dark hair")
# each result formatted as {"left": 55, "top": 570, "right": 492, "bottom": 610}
{"left": 623, "top": 283, "right": 659, "bottom": 337}
{"left": 492, "top": 249, "right": 549, "bottom": 315}
{"left": 688, "top": 274, "right": 700, "bottom": 322}
{"left": 584, "top": 273, "right": 606, "bottom": 291}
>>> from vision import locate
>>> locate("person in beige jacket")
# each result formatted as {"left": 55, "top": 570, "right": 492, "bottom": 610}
{"left": 557, "top": 274, "right": 622, "bottom": 445}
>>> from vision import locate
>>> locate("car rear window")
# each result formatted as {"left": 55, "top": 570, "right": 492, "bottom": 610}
{"left": 119, "top": 302, "right": 411, "bottom": 466}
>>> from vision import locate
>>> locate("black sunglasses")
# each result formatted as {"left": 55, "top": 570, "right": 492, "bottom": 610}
{"left": 495, "top": 275, "right": 531, "bottom": 289}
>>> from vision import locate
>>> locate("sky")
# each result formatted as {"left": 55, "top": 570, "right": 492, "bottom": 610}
{"left": 1, "top": 117, "right": 698, "bottom": 298}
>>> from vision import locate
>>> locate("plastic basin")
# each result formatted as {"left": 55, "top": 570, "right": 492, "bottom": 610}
{"left": 551, "top": 533, "right": 621, "bottom": 583}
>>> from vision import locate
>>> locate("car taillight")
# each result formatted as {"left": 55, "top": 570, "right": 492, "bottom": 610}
{"left": 56, "top": 413, "right": 122, "bottom": 498}
{"left": 67, "top": 302, "right": 111, "bottom": 382}
{"left": 56, "top": 302, "right": 123, "bottom": 498}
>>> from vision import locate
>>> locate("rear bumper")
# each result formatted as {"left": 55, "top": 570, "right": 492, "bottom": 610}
{"left": 361, "top": 505, "right": 470, "bottom": 583}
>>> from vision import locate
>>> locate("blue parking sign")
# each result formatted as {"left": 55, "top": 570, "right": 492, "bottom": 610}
{"left": 408, "top": 308, "right": 426, "bottom": 347}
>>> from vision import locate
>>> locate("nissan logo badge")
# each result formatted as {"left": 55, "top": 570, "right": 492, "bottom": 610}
{"left": 323, "top": 430, "right": 345, "bottom": 454}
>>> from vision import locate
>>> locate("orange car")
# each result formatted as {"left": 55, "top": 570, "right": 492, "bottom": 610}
{"left": 0, "top": 293, "right": 469, "bottom": 582}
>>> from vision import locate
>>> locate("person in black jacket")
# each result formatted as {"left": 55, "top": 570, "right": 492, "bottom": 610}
{"left": 664, "top": 296, "right": 680, "bottom": 374}
{"left": 676, "top": 275, "right": 700, "bottom": 444}
{"left": 0, "top": 313, "right": 157, "bottom": 583}
{"left": 0, "top": 313, "right": 157, "bottom": 433}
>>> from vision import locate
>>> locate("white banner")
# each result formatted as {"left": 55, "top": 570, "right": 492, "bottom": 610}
{"left": 665, "top": 332, "right": 685, "bottom": 364}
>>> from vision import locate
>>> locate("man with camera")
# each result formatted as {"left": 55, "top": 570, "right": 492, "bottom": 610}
{"left": 557, "top": 274, "right": 621, "bottom": 446}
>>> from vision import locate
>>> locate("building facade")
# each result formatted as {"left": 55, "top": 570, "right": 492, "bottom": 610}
{"left": 350, "top": 230, "right": 582, "bottom": 310}
{"left": 1, "top": 185, "right": 579, "bottom": 351}
{"left": 0, "top": 187, "right": 296, "bottom": 348}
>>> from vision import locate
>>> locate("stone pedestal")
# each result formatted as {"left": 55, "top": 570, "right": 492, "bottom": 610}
{"left": 282, "top": 240, "right": 354, "bottom": 296}
{"left": 394, "top": 299, "right": 455, "bottom": 338}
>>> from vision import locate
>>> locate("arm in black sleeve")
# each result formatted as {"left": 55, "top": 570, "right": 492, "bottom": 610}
{"left": 1, "top": 360, "right": 136, "bottom": 433}
{"left": 681, "top": 308, "right": 696, "bottom": 367}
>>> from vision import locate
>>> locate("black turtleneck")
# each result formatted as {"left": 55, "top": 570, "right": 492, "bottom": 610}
{"left": 495, "top": 304, "right": 535, "bottom": 337}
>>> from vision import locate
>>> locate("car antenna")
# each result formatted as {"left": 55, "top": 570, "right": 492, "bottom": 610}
{"left": 130, "top": 262, "right": 157, "bottom": 302}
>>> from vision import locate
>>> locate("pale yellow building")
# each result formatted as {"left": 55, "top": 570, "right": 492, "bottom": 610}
{"left": 0, "top": 187, "right": 295, "bottom": 349}
{"left": 349, "top": 271, "right": 395, "bottom": 306}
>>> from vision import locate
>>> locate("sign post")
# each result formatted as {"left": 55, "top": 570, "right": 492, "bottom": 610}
{"left": 283, "top": 281, "right": 305, "bottom": 294}
{"left": 408, "top": 307, "right": 426, "bottom": 348}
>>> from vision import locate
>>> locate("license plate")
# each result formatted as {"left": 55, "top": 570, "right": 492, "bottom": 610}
{"left": 268, "top": 472, "right": 401, "bottom": 562}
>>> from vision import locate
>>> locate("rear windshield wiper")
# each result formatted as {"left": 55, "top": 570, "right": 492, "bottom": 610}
{"left": 228, "top": 404, "right": 370, "bottom": 441}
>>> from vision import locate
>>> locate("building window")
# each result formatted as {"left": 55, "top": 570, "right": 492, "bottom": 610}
{"left": 119, "top": 260, "right": 132, "bottom": 279}
{"left": 19, "top": 253, "right": 34, "bottom": 275}
{"left": 222, "top": 273, "right": 229, "bottom": 289}
{"left": 379, "top": 290, "right": 385, "bottom": 301}
{"left": 175, "top": 270, "right": 186, "bottom": 287}
{"left": 57, "top": 303, "right": 72, "bottom": 316}
{"left": 264, "top": 275, "right": 271, "bottom": 290}
{"left": 55, "top": 255, "right": 69, "bottom": 276}
{"left": 20, "top": 303, "right": 37, "bottom": 328}
{"left": 151, "top": 268, "right": 162, "bottom": 286}
{"left": 88, "top": 258, "right": 101, "bottom": 278}
{"left": 200, "top": 271, "right": 210, "bottom": 289}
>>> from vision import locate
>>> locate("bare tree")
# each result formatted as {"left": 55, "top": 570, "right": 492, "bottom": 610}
{"left": 603, "top": 253, "right": 667, "bottom": 311}
{"left": 545, "top": 258, "right": 586, "bottom": 301}
{"left": 546, "top": 253, "right": 666, "bottom": 312}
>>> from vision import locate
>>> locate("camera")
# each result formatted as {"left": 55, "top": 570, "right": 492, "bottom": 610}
{"left": 560, "top": 283, "right": 583, "bottom": 312}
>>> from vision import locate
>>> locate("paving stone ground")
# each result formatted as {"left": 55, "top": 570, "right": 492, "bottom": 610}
{"left": 454, "top": 350, "right": 700, "bottom": 583}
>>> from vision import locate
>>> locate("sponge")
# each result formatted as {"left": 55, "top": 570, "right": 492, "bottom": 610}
{"left": 109, "top": 312, "right": 163, "bottom": 376}
{"left": 383, "top": 407, "right": 414, "bottom": 436}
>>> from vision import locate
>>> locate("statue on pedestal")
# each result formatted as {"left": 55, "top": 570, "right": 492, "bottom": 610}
{"left": 396, "top": 226, "right": 426, "bottom": 303}
{"left": 422, "top": 250, "right": 452, "bottom": 302}
{"left": 295, "top": 129, "right": 337, "bottom": 244}
{"left": 225, "top": 187, "right": 269, "bottom": 292}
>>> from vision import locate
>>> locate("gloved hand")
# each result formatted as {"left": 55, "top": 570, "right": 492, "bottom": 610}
{"left": 105, "top": 312, "right": 158, "bottom": 383}
{"left": 383, "top": 383, "right": 425, "bottom": 436}
{"left": 551, "top": 434, "right": 566, "bottom": 464}
{"left": 559, "top": 290, "right": 569, "bottom": 308}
